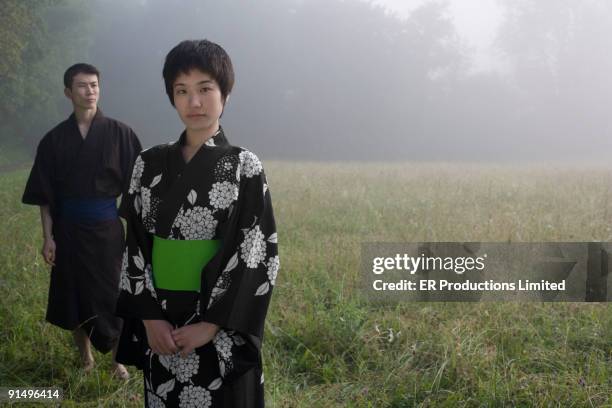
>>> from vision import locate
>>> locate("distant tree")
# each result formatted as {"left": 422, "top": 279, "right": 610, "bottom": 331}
{"left": 0, "top": 1, "right": 39, "bottom": 128}
{"left": 496, "top": 0, "right": 612, "bottom": 156}
{"left": 0, "top": 0, "right": 93, "bottom": 151}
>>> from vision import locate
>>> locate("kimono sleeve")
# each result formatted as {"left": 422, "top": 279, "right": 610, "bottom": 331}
{"left": 115, "top": 154, "right": 164, "bottom": 320}
{"left": 22, "top": 134, "right": 55, "bottom": 208}
{"left": 119, "top": 128, "right": 142, "bottom": 194}
{"left": 202, "top": 151, "right": 279, "bottom": 381}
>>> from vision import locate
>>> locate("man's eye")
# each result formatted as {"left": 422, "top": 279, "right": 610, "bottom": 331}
{"left": 200, "top": 88, "right": 211, "bottom": 93}
{"left": 176, "top": 89, "right": 186, "bottom": 95}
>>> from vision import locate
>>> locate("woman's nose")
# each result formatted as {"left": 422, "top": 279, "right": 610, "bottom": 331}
{"left": 189, "top": 94, "right": 202, "bottom": 107}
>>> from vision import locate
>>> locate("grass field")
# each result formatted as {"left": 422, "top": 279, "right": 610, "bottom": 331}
{"left": 1, "top": 162, "right": 611, "bottom": 407}
{"left": 0, "top": 144, "right": 30, "bottom": 169}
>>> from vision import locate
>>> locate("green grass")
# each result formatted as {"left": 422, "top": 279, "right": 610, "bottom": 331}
{"left": 1, "top": 162, "right": 611, "bottom": 407}
{"left": 0, "top": 144, "right": 31, "bottom": 169}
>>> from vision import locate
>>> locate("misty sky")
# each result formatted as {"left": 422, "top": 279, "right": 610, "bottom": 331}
{"left": 49, "top": 0, "right": 612, "bottom": 162}
{"left": 370, "top": 0, "right": 505, "bottom": 72}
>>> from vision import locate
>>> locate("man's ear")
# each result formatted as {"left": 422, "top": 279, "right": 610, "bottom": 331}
{"left": 224, "top": 94, "right": 230, "bottom": 104}
{"left": 64, "top": 87, "right": 72, "bottom": 100}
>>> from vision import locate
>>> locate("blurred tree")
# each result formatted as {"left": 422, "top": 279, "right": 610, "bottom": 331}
{"left": 496, "top": 0, "right": 612, "bottom": 157}
{"left": 0, "top": 0, "right": 93, "bottom": 153}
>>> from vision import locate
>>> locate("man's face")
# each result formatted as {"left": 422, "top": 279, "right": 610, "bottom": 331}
{"left": 172, "top": 69, "right": 225, "bottom": 133}
{"left": 65, "top": 73, "right": 99, "bottom": 109}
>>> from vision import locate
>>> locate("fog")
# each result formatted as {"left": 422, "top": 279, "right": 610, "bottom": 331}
{"left": 54, "top": 0, "right": 612, "bottom": 161}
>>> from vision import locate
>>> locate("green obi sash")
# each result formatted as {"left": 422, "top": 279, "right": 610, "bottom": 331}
{"left": 152, "top": 236, "right": 221, "bottom": 292}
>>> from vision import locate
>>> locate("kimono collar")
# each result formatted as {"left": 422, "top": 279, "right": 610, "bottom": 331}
{"left": 67, "top": 108, "right": 105, "bottom": 141}
{"left": 176, "top": 125, "right": 230, "bottom": 149}
{"left": 68, "top": 107, "right": 105, "bottom": 125}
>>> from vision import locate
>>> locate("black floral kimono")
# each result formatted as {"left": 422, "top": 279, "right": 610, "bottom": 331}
{"left": 115, "top": 127, "right": 278, "bottom": 408}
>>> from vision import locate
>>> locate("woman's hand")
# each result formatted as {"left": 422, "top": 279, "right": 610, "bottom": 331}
{"left": 143, "top": 319, "right": 179, "bottom": 355}
{"left": 171, "top": 322, "right": 220, "bottom": 358}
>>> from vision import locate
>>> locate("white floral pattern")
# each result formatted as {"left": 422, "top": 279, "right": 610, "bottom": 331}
{"left": 141, "top": 187, "right": 151, "bottom": 219}
{"left": 213, "top": 330, "right": 233, "bottom": 361}
{"left": 213, "top": 154, "right": 239, "bottom": 183}
{"left": 128, "top": 155, "right": 144, "bottom": 194}
{"left": 147, "top": 391, "right": 166, "bottom": 408}
{"left": 144, "top": 264, "right": 157, "bottom": 299}
{"left": 239, "top": 150, "right": 262, "bottom": 178}
{"left": 207, "top": 270, "right": 231, "bottom": 309}
{"left": 208, "top": 182, "right": 238, "bottom": 210}
{"left": 213, "top": 330, "right": 234, "bottom": 378}
{"left": 178, "top": 385, "right": 212, "bottom": 408}
{"left": 267, "top": 255, "right": 280, "bottom": 285}
{"left": 133, "top": 194, "right": 141, "bottom": 215}
{"left": 119, "top": 249, "right": 130, "bottom": 292}
{"left": 240, "top": 225, "right": 267, "bottom": 268}
{"left": 170, "top": 352, "right": 200, "bottom": 383}
{"left": 171, "top": 205, "right": 217, "bottom": 240}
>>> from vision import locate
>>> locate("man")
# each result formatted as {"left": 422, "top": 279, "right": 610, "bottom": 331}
{"left": 22, "top": 63, "right": 142, "bottom": 379}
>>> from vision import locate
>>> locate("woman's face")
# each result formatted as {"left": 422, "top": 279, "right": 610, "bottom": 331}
{"left": 172, "top": 69, "right": 225, "bottom": 133}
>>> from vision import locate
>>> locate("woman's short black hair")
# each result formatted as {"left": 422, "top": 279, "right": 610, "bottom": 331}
{"left": 162, "top": 39, "right": 235, "bottom": 106}
{"left": 63, "top": 63, "right": 100, "bottom": 89}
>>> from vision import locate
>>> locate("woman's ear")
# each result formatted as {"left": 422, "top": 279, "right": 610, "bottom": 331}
{"left": 220, "top": 94, "right": 230, "bottom": 119}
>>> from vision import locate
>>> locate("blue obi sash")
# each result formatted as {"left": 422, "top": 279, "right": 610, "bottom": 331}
{"left": 59, "top": 198, "right": 118, "bottom": 222}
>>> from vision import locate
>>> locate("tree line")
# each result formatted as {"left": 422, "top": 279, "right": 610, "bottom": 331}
{"left": 0, "top": 0, "right": 92, "bottom": 151}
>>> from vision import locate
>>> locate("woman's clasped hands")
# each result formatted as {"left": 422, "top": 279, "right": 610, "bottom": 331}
{"left": 143, "top": 320, "right": 220, "bottom": 358}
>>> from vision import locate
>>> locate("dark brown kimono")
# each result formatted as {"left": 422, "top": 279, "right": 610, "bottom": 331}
{"left": 115, "top": 127, "right": 279, "bottom": 407}
{"left": 22, "top": 109, "right": 142, "bottom": 353}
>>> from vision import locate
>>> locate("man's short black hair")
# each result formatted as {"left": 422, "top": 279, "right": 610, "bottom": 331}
{"left": 63, "top": 63, "right": 100, "bottom": 89}
{"left": 163, "top": 39, "right": 235, "bottom": 106}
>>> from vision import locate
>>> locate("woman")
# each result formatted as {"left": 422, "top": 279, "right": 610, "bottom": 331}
{"left": 115, "top": 39, "right": 279, "bottom": 407}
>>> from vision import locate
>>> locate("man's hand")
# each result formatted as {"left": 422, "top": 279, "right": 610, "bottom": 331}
{"left": 41, "top": 238, "right": 56, "bottom": 266}
{"left": 143, "top": 319, "right": 179, "bottom": 355}
{"left": 172, "top": 322, "right": 220, "bottom": 358}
